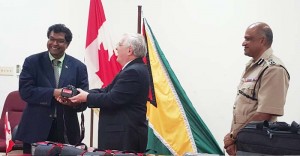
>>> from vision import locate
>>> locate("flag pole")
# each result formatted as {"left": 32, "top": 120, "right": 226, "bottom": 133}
{"left": 138, "top": 5, "right": 142, "bottom": 34}
{"left": 90, "top": 109, "right": 94, "bottom": 147}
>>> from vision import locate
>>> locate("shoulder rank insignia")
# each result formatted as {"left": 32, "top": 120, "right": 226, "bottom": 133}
{"left": 256, "top": 58, "right": 264, "bottom": 65}
{"left": 267, "top": 59, "right": 276, "bottom": 65}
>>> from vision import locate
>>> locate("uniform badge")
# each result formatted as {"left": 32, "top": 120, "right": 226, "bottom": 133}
{"left": 268, "top": 59, "right": 276, "bottom": 65}
{"left": 242, "top": 77, "right": 257, "bottom": 82}
{"left": 257, "top": 58, "right": 264, "bottom": 65}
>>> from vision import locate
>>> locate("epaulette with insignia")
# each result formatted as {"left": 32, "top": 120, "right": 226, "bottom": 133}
{"left": 267, "top": 58, "right": 276, "bottom": 65}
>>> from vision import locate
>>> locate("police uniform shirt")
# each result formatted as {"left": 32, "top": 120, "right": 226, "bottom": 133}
{"left": 231, "top": 48, "right": 290, "bottom": 132}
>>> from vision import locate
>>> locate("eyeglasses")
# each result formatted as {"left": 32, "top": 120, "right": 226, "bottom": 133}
{"left": 48, "top": 37, "right": 66, "bottom": 44}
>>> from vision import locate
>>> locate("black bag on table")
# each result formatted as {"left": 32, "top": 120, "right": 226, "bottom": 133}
{"left": 33, "top": 141, "right": 145, "bottom": 156}
{"left": 236, "top": 120, "right": 300, "bottom": 155}
{"left": 33, "top": 141, "right": 87, "bottom": 156}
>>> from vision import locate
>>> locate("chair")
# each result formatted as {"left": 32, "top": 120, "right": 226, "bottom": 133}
{"left": 0, "top": 90, "right": 26, "bottom": 152}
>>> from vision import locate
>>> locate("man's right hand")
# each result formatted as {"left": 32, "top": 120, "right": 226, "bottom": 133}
{"left": 53, "top": 88, "right": 62, "bottom": 98}
{"left": 69, "top": 88, "right": 89, "bottom": 104}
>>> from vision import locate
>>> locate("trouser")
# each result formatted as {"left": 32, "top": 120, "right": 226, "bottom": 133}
{"left": 23, "top": 118, "right": 65, "bottom": 154}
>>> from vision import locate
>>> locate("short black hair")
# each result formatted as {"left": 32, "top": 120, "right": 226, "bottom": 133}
{"left": 47, "top": 24, "right": 72, "bottom": 44}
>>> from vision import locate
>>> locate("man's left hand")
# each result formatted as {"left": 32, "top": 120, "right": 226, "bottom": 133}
{"left": 224, "top": 132, "right": 235, "bottom": 149}
{"left": 226, "top": 144, "right": 236, "bottom": 156}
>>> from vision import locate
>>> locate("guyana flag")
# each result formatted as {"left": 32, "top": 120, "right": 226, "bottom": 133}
{"left": 143, "top": 19, "right": 223, "bottom": 155}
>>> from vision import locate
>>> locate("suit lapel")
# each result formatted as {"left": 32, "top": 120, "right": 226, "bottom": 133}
{"left": 42, "top": 52, "right": 56, "bottom": 87}
{"left": 58, "top": 55, "right": 70, "bottom": 88}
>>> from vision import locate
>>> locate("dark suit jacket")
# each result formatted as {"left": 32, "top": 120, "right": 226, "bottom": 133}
{"left": 15, "top": 51, "right": 88, "bottom": 145}
{"left": 87, "top": 58, "right": 150, "bottom": 152}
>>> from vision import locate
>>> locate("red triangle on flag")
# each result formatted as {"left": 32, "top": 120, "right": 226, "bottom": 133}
{"left": 4, "top": 112, "right": 15, "bottom": 154}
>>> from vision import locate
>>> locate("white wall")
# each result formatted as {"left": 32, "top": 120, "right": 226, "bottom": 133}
{"left": 1, "top": 0, "right": 299, "bottom": 152}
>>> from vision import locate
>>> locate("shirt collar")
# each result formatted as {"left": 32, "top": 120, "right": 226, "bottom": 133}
{"left": 122, "top": 60, "right": 133, "bottom": 70}
{"left": 49, "top": 53, "right": 65, "bottom": 65}
{"left": 246, "top": 47, "right": 273, "bottom": 67}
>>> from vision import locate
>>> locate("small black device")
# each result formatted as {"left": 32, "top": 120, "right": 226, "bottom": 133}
{"left": 61, "top": 85, "right": 78, "bottom": 98}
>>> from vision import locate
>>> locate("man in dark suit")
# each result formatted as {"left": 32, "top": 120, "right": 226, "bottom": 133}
{"left": 15, "top": 24, "right": 89, "bottom": 154}
{"left": 69, "top": 33, "right": 150, "bottom": 153}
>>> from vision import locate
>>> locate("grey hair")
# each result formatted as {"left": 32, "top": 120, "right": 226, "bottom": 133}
{"left": 123, "top": 33, "right": 147, "bottom": 58}
{"left": 251, "top": 22, "right": 273, "bottom": 46}
{"left": 261, "top": 26, "right": 273, "bottom": 46}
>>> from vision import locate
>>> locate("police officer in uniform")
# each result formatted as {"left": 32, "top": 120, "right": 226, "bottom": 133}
{"left": 223, "top": 22, "right": 290, "bottom": 155}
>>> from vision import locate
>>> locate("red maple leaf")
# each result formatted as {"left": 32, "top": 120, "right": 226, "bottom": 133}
{"left": 96, "top": 43, "right": 121, "bottom": 88}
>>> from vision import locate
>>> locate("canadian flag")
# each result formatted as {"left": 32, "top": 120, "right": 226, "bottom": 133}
{"left": 85, "top": 0, "right": 121, "bottom": 89}
{"left": 4, "top": 112, "right": 14, "bottom": 153}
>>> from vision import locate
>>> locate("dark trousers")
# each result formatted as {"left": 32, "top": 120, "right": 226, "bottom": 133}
{"left": 22, "top": 142, "right": 31, "bottom": 154}
{"left": 23, "top": 118, "right": 65, "bottom": 154}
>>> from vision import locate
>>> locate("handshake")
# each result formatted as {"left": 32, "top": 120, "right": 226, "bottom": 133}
{"left": 61, "top": 85, "right": 79, "bottom": 98}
